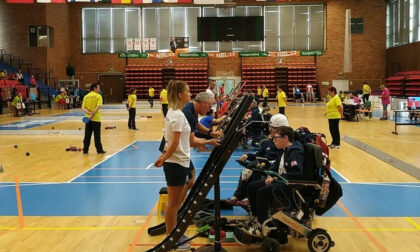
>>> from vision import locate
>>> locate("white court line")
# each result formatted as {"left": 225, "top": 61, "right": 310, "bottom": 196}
{"left": 339, "top": 182, "right": 420, "bottom": 188}
{"left": 331, "top": 166, "right": 351, "bottom": 183}
{"left": 347, "top": 135, "right": 420, "bottom": 144}
{"left": 0, "top": 181, "right": 240, "bottom": 188}
{"left": 79, "top": 175, "right": 241, "bottom": 178}
{"left": 67, "top": 141, "right": 136, "bottom": 183}
{"left": 92, "top": 167, "right": 243, "bottom": 170}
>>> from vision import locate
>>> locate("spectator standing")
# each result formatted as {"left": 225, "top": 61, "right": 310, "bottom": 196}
{"left": 30, "top": 75, "right": 38, "bottom": 87}
{"left": 127, "top": 88, "right": 138, "bottom": 130}
{"left": 82, "top": 83, "right": 106, "bottom": 155}
{"left": 206, "top": 78, "right": 217, "bottom": 112}
{"left": 276, "top": 86, "right": 287, "bottom": 114}
{"left": 380, "top": 84, "right": 390, "bottom": 120}
{"left": 160, "top": 84, "right": 168, "bottom": 117}
{"left": 262, "top": 85, "right": 268, "bottom": 107}
{"left": 326, "top": 87, "right": 343, "bottom": 149}
{"left": 362, "top": 82, "right": 371, "bottom": 104}
{"left": 306, "top": 83, "right": 314, "bottom": 102}
{"left": 148, "top": 86, "right": 155, "bottom": 108}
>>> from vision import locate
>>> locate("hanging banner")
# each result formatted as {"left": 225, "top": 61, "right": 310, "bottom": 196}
{"left": 208, "top": 52, "right": 238, "bottom": 58}
{"left": 142, "top": 38, "right": 150, "bottom": 51}
{"left": 125, "top": 38, "right": 133, "bottom": 51}
{"left": 178, "top": 52, "right": 208, "bottom": 58}
{"left": 148, "top": 52, "right": 176, "bottom": 58}
{"left": 269, "top": 51, "right": 300, "bottom": 57}
{"left": 300, "top": 50, "right": 323, "bottom": 56}
{"left": 149, "top": 38, "right": 157, "bottom": 50}
{"left": 134, "top": 38, "right": 141, "bottom": 50}
{"left": 118, "top": 51, "right": 148, "bottom": 58}
{"left": 238, "top": 51, "right": 269, "bottom": 57}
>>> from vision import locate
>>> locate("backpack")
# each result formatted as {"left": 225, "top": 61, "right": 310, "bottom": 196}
{"left": 294, "top": 127, "right": 331, "bottom": 170}
{"left": 315, "top": 167, "right": 343, "bottom": 216}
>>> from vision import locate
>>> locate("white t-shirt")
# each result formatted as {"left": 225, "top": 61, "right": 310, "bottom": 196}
{"left": 206, "top": 88, "right": 217, "bottom": 111}
{"left": 277, "top": 153, "right": 286, "bottom": 175}
{"left": 165, "top": 109, "right": 191, "bottom": 168}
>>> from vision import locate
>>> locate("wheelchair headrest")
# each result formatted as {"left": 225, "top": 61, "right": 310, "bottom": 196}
{"left": 302, "top": 143, "right": 323, "bottom": 181}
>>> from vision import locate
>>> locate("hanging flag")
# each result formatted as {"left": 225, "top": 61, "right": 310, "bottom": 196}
{"left": 134, "top": 38, "right": 142, "bottom": 50}
{"left": 194, "top": 0, "right": 223, "bottom": 4}
{"left": 68, "top": 0, "right": 101, "bottom": 2}
{"left": 143, "top": 38, "right": 150, "bottom": 51}
{"left": 126, "top": 38, "right": 134, "bottom": 51}
{"left": 149, "top": 38, "right": 157, "bottom": 50}
{"left": 101, "top": 0, "right": 131, "bottom": 3}
{"left": 132, "top": 0, "right": 161, "bottom": 3}
{"left": 37, "top": 0, "right": 66, "bottom": 2}
{"left": 6, "top": 0, "right": 34, "bottom": 3}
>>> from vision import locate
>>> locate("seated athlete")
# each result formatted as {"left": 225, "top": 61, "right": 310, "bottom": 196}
{"left": 243, "top": 126, "right": 305, "bottom": 237}
{"left": 225, "top": 114, "right": 289, "bottom": 207}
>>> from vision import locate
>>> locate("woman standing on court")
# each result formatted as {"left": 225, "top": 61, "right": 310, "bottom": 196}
{"left": 154, "top": 80, "right": 191, "bottom": 249}
{"left": 326, "top": 87, "right": 343, "bottom": 149}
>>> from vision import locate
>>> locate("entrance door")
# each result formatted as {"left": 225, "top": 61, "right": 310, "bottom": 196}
{"left": 98, "top": 74, "right": 125, "bottom": 103}
{"left": 216, "top": 79, "right": 235, "bottom": 96}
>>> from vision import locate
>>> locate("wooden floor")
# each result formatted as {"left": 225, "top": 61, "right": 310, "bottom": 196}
{"left": 0, "top": 103, "right": 419, "bottom": 252}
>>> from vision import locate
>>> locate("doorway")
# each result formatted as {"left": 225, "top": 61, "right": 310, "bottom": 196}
{"left": 98, "top": 73, "right": 125, "bottom": 103}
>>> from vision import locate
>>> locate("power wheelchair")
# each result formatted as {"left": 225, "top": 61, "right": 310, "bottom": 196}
{"left": 241, "top": 107, "right": 272, "bottom": 150}
{"left": 233, "top": 143, "right": 341, "bottom": 252}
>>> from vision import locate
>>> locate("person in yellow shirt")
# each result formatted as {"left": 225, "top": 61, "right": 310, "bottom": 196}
{"left": 362, "top": 82, "right": 371, "bottom": 104}
{"left": 256, "top": 84, "right": 262, "bottom": 105}
{"left": 148, "top": 86, "right": 155, "bottom": 108}
{"left": 160, "top": 84, "right": 168, "bottom": 117}
{"left": 326, "top": 87, "right": 343, "bottom": 149}
{"left": 127, "top": 88, "right": 138, "bottom": 130}
{"left": 81, "top": 83, "right": 105, "bottom": 154}
{"left": 262, "top": 84, "right": 269, "bottom": 107}
{"left": 276, "top": 86, "right": 287, "bottom": 115}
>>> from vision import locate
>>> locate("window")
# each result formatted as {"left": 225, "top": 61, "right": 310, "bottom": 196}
{"left": 142, "top": 7, "right": 200, "bottom": 52}
{"left": 387, "top": 0, "right": 420, "bottom": 48}
{"left": 264, "top": 4, "right": 325, "bottom": 51}
{"left": 82, "top": 8, "right": 141, "bottom": 53}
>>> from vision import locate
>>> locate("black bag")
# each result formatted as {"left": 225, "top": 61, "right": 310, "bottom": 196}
{"left": 315, "top": 169, "right": 343, "bottom": 216}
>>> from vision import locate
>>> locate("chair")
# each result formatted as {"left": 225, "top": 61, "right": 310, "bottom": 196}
{"left": 356, "top": 101, "right": 374, "bottom": 120}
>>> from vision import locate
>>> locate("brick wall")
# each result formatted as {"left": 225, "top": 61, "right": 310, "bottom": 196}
{"left": 1, "top": 0, "right": 387, "bottom": 97}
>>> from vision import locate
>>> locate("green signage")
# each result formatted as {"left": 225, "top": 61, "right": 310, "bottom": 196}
{"left": 118, "top": 51, "right": 148, "bottom": 58}
{"left": 300, "top": 50, "right": 323, "bottom": 56}
{"left": 238, "top": 51, "right": 269, "bottom": 57}
{"left": 178, "top": 52, "right": 208, "bottom": 58}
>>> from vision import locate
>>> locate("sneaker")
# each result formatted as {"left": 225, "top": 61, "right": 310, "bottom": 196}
{"left": 83, "top": 152, "right": 88, "bottom": 155}
{"left": 225, "top": 197, "right": 239, "bottom": 206}
{"left": 174, "top": 235, "right": 191, "bottom": 251}
{"left": 237, "top": 199, "right": 250, "bottom": 207}
{"left": 242, "top": 215, "right": 258, "bottom": 229}
{"left": 243, "top": 221, "right": 262, "bottom": 238}
{"left": 132, "top": 128, "right": 139, "bottom": 131}
{"left": 327, "top": 144, "right": 336, "bottom": 148}
{"left": 333, "top": 145, "right": 340, "bottom": 149}
{"left": 97, "top": 151, "right": 106, "bottom": 154}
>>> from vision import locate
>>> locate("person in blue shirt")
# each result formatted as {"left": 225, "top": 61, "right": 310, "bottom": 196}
{"left": 195, "top": 109, "right": 226, "bottom": 139}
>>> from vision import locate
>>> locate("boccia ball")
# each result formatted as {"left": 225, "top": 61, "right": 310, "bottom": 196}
{"left": 26, "top": 152, "right": 30, "bottom": 156}
{"left": 14, "top": 145, "right": 18, "bottom": 149}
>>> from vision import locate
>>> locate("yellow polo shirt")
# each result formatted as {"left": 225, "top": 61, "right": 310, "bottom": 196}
{"left": 128, "top": 94, "right": 136, "bottom": 108}
{"left": 257, "top": 88, "right": 262, "bottom": 96}
{"left": 149, "top": 87, "right": 155, "bottom": 97}
{"left": 326, "top": 95, "right": 342, "bottom": 119}
{"left": 82, "top": 91, "right": 103, "bottom": 122}
{"left": 262, "top": 88, "right": 268, "bottom": 98}
{"left": 277, "top": 91, "right": 286, "bottom": 107}
{"left": 160, "top": 89, "right": 168, "bottom": 104}
{"left": 363, "top": 84, "right": 371, "bottom": 95}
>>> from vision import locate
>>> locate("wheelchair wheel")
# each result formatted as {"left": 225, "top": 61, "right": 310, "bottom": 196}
{"left": 242, "top": 144, "right": 249, "bottom": 151}
{"left": 307, "top": 229, "right": 334, "bottom": 252}
{"left": 261, "top": 237, "right": 280, "bottom": 252}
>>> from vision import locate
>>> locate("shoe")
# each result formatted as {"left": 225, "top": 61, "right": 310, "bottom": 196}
{"left": 327, "top": 144, "right": 336, "bottom": 148}
{"left": 83, "top": 152, "right": 88, "bottom": 155}
{"left": 237, "top": 199, "right": 250, "bottom": 207}
{"left": 225, "top": 197, "right": 239, "bottom": 206}
{"left": 242, "top": 221, "right": 262, "bottom": 238}
{"left": 97, "top": 151, "right": 106, "bottom": 154}
{"left": 132, "top": 128, "right": 139, "bottom": 131}
{"left": 242, "top": 215, "right": 258, "bottom": 229}
{"left": 174, "top": 235, "right": 190, "bottom": 251}
{"left": 332, "top": 145, "right": 340, "bottom": 149}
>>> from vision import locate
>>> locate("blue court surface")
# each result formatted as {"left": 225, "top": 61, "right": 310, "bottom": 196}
{"left": 0, "top": 119, "right": 60, "bottom": 130}
{"left": 0, "top": 141, "right": 419, "bottom": 217}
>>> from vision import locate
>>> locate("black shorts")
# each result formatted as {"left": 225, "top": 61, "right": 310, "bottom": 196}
{"left": 188, "top": 160, "right": 195, "bottom": 179}
{"left": 163, "top": 162, "right": 188, "bottom": 186}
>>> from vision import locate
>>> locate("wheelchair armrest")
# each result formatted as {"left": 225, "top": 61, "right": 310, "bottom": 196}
{"left": 264, "top": 171, "right": 288, "bottom": 184}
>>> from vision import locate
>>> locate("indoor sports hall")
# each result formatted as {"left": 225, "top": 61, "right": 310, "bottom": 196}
{"left": 0, "top": 1, "right": 419, "bottom": 252}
